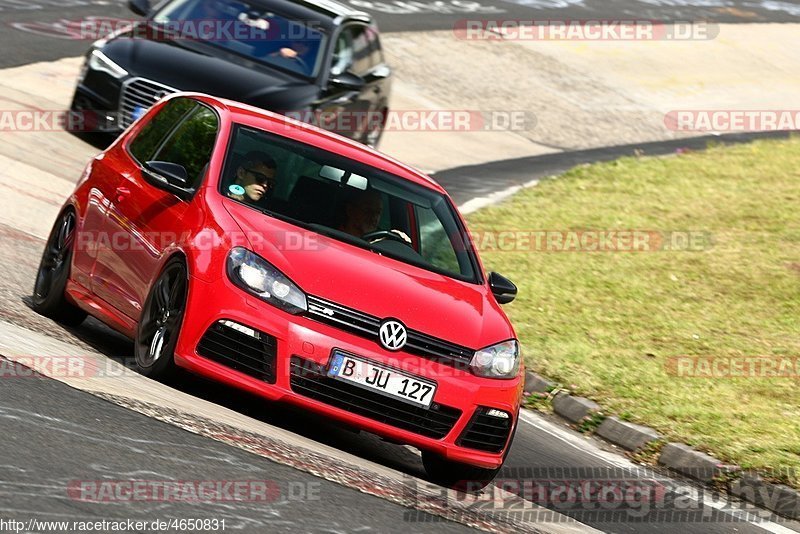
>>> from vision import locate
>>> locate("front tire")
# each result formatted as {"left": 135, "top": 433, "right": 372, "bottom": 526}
{"left": 135, "top": 258, "right": 188, "bottom": 380}
{"left": 363, "top": 108, "right": 386, "bottom": 149}
{"left": 32, "top": 209, "right": 87, "bottom": 327}
{"left": 422, "top": 451, "right": 502, "bottom": 491}
{"left": 423, "top": 411, "right": 519, "bottom": 491}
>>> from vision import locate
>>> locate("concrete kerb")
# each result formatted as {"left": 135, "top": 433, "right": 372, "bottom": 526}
{"left": 657, "top": 442, "right": 737, "bottom": 484}
{"left": 731, "top": 474, "right": 800, "bottom": 520}
{"left": 551, "top": 392, "right": 600, "bottom": 424}
{"left": 597, "top": 416, "right": 661, "bottom": 452}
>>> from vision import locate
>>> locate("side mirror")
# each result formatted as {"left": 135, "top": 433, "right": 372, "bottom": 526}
{"left": 328, "top": 71, "right": 365, "bottom": 91}
{"left": 144, "top": 161, "right": 192, "bottom": 200}
{"left": 128, "top": 0, "right": 151, "bottom": 16}
{"left": 489, "top": 272, "right": 517, "bottom": 304}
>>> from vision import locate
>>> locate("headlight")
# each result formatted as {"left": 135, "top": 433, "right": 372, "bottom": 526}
{"left": 226, "top": 248, "right": 307, "bottom": 314}
{"left": 470, "top": 339, "right": 520, "bottom": 379}
{"left": 87, "top": 49, "right": 128, "bottom": 79}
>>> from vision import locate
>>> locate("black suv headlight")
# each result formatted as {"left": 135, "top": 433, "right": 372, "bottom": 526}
{"left": 87, "top": 49, "right": 128, "bottom": 79}
{"left": 226, "top": 248, "right": 307, "bottom": 314}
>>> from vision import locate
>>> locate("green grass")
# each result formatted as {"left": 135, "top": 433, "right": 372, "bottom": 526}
{"left": 468, "top": 138, "right": 800, "bottom": 486}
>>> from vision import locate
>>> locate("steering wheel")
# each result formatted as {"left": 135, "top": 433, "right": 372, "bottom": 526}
{"left": 363, "top": 229, "right": 412, "bottom": 245}
{"left": 288, "top": 55, "right": 310, "bottom": 74}
{"left": 269, "top": 50, "right": 310, "bottom": 75}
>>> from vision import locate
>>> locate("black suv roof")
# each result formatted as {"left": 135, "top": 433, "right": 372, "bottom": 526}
{"left": 297, "top": 0, "right": 371, "bottom": 19}
{"left": 247, "top": 0, "right": 371, "bottom": 26}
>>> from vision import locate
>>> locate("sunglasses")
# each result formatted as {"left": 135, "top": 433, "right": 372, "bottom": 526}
{"left": 244, "top": 168, "right": 275, "bottom": 187}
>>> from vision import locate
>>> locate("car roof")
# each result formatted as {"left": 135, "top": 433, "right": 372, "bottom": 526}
{"left": 188, "top": 93, "right": 448, "bottom": 194}
{"left": 249, "top": 0, "right": 371, "bottom": 25}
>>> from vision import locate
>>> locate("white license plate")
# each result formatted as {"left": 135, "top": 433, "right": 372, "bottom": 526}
{"left": 132, "top": 105, "right": 146, "bottom": 121}
{"left": 327, "top": 351, "right": 436, "bottom": 408}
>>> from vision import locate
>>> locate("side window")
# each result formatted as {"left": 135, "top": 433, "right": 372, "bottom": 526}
{"left": 152, "top": 105, "right": 219, "bottom": 188}
{"left": 366, "top": 27, "right": 383, "bottom": 67}
{"left": 416, "top": 205, "right": 461, "bottom": 275}
{"left": 330, "top": 30, "right": 353, "bottom": 76}
{"left": 129, "top": 98, "right": 196, "bottom": 163}
{"left": 331, "top": 25, "right": 373, "bottom": 76}
{"left": 350, "top": 26, "right": 372, "bottom": 76}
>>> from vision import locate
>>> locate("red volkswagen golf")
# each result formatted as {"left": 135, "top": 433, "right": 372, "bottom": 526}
{"left": 33, "top": 93, "right": 522, "bottom": 487}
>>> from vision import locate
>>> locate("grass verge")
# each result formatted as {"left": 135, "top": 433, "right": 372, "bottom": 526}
{"left": 468, "top": 137, "right": 800, "bottom": 486}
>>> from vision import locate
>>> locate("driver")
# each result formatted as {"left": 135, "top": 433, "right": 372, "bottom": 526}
{"left": 269, "top": 40, "right": 312, "bottom": 73}
{"left": 338, "top": 188, "right": 411, "bottom": 244}
{"left": 339, "top": 188, "right": 382, "bottom": 237}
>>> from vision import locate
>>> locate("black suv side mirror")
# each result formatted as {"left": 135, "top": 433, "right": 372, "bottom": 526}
{"left": 489, "top": 272, "right": 517, "bottom": 304}
{"left": 144, "top": 161, "right": 192, "bottom": 200}
{"left": 329, "top": 71, "right": 366, "bottom": 91}
{"left": 128, "top": 0, "right": 151, "bottom": 16}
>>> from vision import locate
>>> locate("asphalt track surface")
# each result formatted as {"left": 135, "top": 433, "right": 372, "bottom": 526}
{"left": 0, "top": 360, "right": 474, "bottom": 533}
{"left": 433, "top": 130, "right": 797, "bottom": 206}
{"left": 1, "top": 0, "right": 800, "bottom": 533}
{"left": 2, "top": 0, "right": 800, "bottom": 67}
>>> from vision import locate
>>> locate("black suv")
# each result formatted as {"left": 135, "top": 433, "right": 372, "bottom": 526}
{"left": 71, "top": 0, "right": 392, "bottom": 147}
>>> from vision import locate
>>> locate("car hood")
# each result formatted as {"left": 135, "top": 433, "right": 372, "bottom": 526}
{"left": 102, "top": 34, "right": 318, "bottom": 108}
{"left": 222, "top": 200, "right": 515, "bottom": 350}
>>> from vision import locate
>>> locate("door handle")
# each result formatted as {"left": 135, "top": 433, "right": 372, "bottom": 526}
{"left": 115, "top": 186, "right": 130, "bottom": 203}
{"left": 329, "top": 95, "right": 354, "bottom": 106}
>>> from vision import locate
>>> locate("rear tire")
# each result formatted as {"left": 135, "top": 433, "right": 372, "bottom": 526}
{"left": 134, "top": 258, "right": 188, "bottom": 380}
{"left": 32, "top": 209, "right": 87, "bottom": 327}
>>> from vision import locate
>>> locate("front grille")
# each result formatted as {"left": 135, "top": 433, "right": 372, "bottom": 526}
{"left": 119, "top": 77, "right": 177, "bottom": 128}
{"left": 305, "top": 295, "right": 474, "bottom": 367}
{"left": 196, "top": 320, "right": 277, "bottom": 383}
{"left": 289, "top": 356, "right": 461, "bottom": 439}
{"left": 457, "top": 407, "right": 513, "bottom": 453}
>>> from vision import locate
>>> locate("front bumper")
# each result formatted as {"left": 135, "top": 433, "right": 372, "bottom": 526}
{"left": 174, "top": 275, "right": 523, "bottom": 469}
{"left": 72, "top": 60, "right": 178, "bottom": 133}
{"left": 71, "top": 62, "right": 126, "bottom": 133}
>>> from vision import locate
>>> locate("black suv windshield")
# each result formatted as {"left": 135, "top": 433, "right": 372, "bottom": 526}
{"left": 220, "top": 125, "right": 480, "bottom": 283}
{"left": 152, "top": 0, "right": 327, "bottom": 78}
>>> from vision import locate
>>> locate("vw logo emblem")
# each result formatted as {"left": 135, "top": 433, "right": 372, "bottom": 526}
{"left": 379, "top": 319, "right": 407, "bottom": 351}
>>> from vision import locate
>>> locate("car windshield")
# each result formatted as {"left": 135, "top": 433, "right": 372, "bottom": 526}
{"left": 152, "top": 0, "right": 326, "bottom": 78}
{"left": 220, "top": 125, "right": 480, "bottom": 283}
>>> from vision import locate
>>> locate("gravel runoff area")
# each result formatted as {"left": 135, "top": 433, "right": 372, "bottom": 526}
{"left": 379, "top": 23, "right": 800, "bottom": 170}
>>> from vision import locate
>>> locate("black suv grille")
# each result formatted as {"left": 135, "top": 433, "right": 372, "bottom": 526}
{"left": 305, "top": 295, "right": 474, "bottom": 367}
{"left": 457, "top": 407, "right": 513, "bottom": 452}
{"left": 289, "top": 356, "right": 461, "bottom": 439}
{"left": 119, "top": 77, "right": 176, "bottom": 128}
{"left": 196, "top": 320, "right": 277, "bottom": 383}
